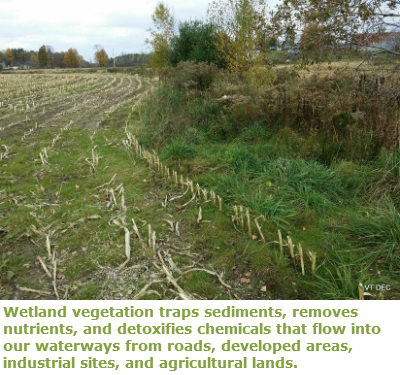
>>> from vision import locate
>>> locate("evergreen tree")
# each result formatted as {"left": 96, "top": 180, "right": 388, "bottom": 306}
{"left": 38, "top": 45, "right": 48, "bottom": 67}
{"left": 170, "top": 20, "right": 225, "bottom": 67}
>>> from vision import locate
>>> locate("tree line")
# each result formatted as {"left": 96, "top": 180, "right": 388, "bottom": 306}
{"left": 0, "top": 46, "right": 150, "bottom": 69}
{"left": 0, "top": 46, "right": 86, "bottom": 69}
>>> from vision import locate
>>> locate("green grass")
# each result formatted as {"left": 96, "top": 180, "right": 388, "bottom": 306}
{"left": 338, "top": 201, "right": 400, "bottom": 266}
{"left": 71, "top": 283, "right": 101, "bottom": 300}
{"left": 0, "top": 87, "right": 161, "bottom": 298}
{"left": 133, "top": 68, "right": 400, "bottom": 300}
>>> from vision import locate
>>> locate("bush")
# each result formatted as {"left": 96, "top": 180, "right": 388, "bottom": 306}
{"left": 170, "top": 20, "right": 226, "bottom": 68}
{"left": 170, "top": 61, "right": 221, "bottom": 92}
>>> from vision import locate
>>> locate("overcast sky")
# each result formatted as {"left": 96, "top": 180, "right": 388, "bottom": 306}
{"left": 0, "top": 0, "right": 217, "bottom": 61}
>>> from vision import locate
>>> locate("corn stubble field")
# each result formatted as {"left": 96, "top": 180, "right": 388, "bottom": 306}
{"left": 0, "top": 68, "right": 399, "bottom": 300}
{"left": 0, "top": 69, "right": 269, "bottom": 300}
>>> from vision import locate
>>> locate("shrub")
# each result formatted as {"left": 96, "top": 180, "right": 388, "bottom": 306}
{"left": 170, "top": 21, "right": 226, "bottom": 68}
{"left": 170, "top": 61, "right": 221, "bottom": 92}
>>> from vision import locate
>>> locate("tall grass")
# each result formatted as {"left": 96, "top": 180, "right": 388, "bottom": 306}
{"left": 136, "top": 61, "right": 400, "bottom": 299}
{"left": 338, "top": 201, "right": 400, "bottom": 266}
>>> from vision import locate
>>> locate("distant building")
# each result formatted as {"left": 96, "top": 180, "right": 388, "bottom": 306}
{"left": 4, "top": 64, "right": 32, "bottom": 70}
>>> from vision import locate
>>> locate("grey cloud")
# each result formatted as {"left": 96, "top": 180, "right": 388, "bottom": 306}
{"left": 101, "top": 12, "right": 152, "bottom": 29}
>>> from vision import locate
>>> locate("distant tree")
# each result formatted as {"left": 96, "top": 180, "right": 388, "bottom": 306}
{"left": 38, "top": 45, "right": 48, "bottom": 67}
{"left": 79, "top": 59, "right": 91, "bottom": 68}
{"left": 46, "top": 46, "right": 55, "bottom": 68}
{"left": 147, "top": 1, "right": 175, "bottom": 73}
{"left": 19, "top": 49, "right": 33, "bottom": 64}
{"left": 30, "top": 53, "right": 39, "bottom": 68}
{"left": 139, "top": 53, "right": 149, "bottom": 65}
{"left": 0, "top": 49, "right": 35, "bottom": 66}
{"left": 170, "top": 20, "right": 226, "bottom": 67}
{"left": 94, "top": 48, "right": 110, "bottom": 66}
{"left": 207, "top": 0, "right": 267, "bottom": 72}
{"left": 117, "top": 53, "right": 130, "bottom": 66}
{"left": 5, "top": 48, "right": 13, "bottom": 65}
{"left": 64, "top": 48, "right": 81, "bottom": 68}
{"left": 53, "top": 52, "right": 66, "bottom": 68}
